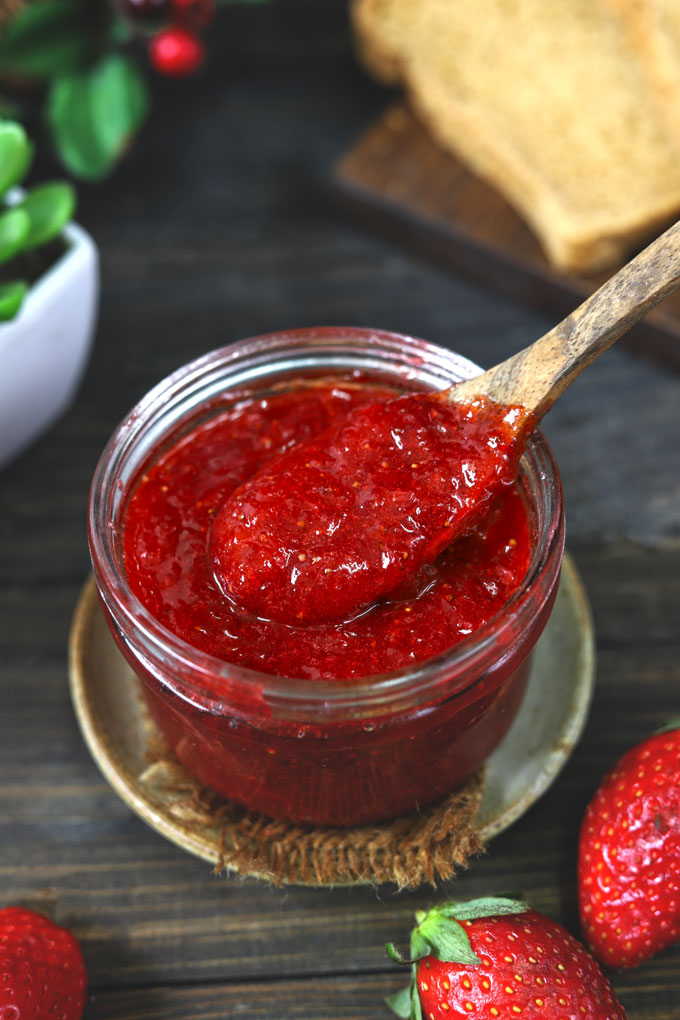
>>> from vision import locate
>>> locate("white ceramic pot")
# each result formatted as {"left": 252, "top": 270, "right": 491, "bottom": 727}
{"left": 0, "top": 219, "right": 99, "bottom": 470}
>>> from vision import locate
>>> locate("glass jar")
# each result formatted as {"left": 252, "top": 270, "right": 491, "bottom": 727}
{"left": 88, "top": 327, "right": 565, "bottom": 827}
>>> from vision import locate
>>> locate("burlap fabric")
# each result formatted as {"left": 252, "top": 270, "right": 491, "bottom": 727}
{"left": 140, "top": 745, "right": 485, "bottom": 889}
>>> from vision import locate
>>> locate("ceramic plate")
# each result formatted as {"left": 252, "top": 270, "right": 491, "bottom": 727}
{"left": 69, "top": 553, "right": 594, "bottom": 875}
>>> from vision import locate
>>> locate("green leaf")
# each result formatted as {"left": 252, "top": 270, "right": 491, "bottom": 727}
{"left": 47, "top": 55, "right": 150, "bottom": 180}
{"left": 419, "top": 916, "right": 481, "bottom": 966}
{"left": 0, "top": 121, "right": 32, "bottom": 196}
{"left": 18, "top": 182, "right": 75, "bottom": 250}
{"left": 88, "top": 55, "right": 149, "bottom": 164}
{"left": 409, "top": 972, "right": 423, "bottom": 1020}
{"left": 412, "top": 897, "right": 529, "bottom": 966}
{"left": 0, "top": 207, "right": 30, "bottom": 265}
{"left": 0, "top": 0, "right": 89, "bottom": 79}
{"left": 409, "top": 929, "right": 431, "bottom": 961}
{"left": 385, "top": 960, "right": 423, "bottom": 1020}
{"left": 385, "top": 985, "right": 412, "bottom": 1020}
{"left": 385, "top": 942, "right": 409, "bottom": 965}
{"left": 0, "top": 279, "right": 28, "bottom": 321}
{"left": 47, "top": 75, "right": 111, "bottom": 179}
{"left": 439, "top": 897, "right": 529, "bottom": 923}
{"left": 655, "top": 719, "right": 680, "bottom": 735}
{"left": 387, "top": 931, "right": 431, "bottom": 966}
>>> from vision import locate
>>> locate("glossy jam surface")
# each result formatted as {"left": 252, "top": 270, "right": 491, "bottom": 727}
{"left": 211, "top": 391, "right": 533, "bottom": 625}
{"left": 123, "top": 382, "right": 532, "bottom": 682}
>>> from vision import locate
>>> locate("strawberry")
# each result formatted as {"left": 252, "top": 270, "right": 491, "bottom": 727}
{"left": 578, "top": 721, "right": 680, "bottom": 968}
{"left": 386, "top": 896, "right": 626, "bottom": 1019}
{"left": 0, "top": 906, "right": 87, "bottom": 1020}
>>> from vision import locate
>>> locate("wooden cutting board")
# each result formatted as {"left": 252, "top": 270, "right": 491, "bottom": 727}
{"left": 335, "top": 104, "right": 680, "bottom": 373}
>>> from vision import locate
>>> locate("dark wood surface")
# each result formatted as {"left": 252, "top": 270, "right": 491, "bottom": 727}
{"left": 1, "top": 2, "right": 679, "bottom": 1016}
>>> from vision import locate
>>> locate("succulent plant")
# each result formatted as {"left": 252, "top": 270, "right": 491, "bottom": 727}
{"left": 0, "top": 119, "right": 75, "bottom": 322}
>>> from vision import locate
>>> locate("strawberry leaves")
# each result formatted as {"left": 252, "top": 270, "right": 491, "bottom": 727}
{"left": 387, "top": 896, "right": 529, "bottom": 965}
{"left": 386, "top": 971, "right": 422, "bottom": 1020}
{"left": 655, "top": 718, "right": 680, "bottom": 735}
{"left": 386, "top": 896, "right": 529, "bottom": 1018}
{"left": 413, "top": 909, "right": 481, "bottom": 966}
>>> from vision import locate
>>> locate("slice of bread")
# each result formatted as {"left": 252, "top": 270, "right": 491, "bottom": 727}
{"left": 352, "top": 0, "right": 680, "bottom": 273}
{"left": 607, "top": 0, "right": 680, "bottom": 142}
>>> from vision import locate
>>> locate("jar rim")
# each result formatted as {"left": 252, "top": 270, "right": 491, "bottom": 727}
{"left": 88, "top": 327, "right": 565, "bottom": 718}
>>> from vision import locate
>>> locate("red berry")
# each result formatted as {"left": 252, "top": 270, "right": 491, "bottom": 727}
{"left": 387, "top": 897, "right": 626, "bottom": 1019}
{"left": 149, "top": 25, "right": 205, "bottom": 76}
{"left": 117, "top": 0, "right": 172, "bottom": 29}
{"left": 172, "top": 0, "right": 215, "bottom": 29}
{"left": 0, "top": 906, "right": 87, "bottom": 1020}
{"left": 579, "top": 723, "right": 680, "bottom": 968}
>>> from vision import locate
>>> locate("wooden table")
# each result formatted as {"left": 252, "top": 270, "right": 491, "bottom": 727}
{"left": 1, "top": 2, "right": 679, "bottom": 1015}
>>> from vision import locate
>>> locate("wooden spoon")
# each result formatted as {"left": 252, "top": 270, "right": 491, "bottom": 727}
{"left": 211, "top": 220, "right": 680, "bottom": 626}
{"left": 449, "top": 218, "right": 680, "bottom": 414}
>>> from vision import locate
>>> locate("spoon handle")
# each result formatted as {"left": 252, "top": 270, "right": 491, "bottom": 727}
{"left": 450, "top": 219, "right": 680, "bottom": 417}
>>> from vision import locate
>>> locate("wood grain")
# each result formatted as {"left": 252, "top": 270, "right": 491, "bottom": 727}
{"left": 81, "top": 969, "right": 680, "bottom": 1020}
{"left": 81, "top": 966, "right": 680, "bottom": 1015}
{"left": 85, "top": 974, "right": 423, "bottom": 1020}
{"left": 1, "top": 547, "right": 679, "bottom": 1010}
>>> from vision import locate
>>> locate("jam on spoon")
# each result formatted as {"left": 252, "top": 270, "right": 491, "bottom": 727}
{"left": 210, "top": 393, "right": 533, "bottom": 625}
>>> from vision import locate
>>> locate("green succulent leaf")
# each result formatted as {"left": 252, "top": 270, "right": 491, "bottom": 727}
{"left": 18, "top": 182, "right": 75, "bottom": 250}
{"left": 47, "top": 55, "right": 149, "bottom": 180}
{"left": 0, "top": 0, "right": 88, "bottom": 79}
{"left": 0, "top": 279, "right": 28, "bottom": 321}
{"left": 0, "top": 121, "right": 32, "bottom": 196}
{"left": 0, "top": 207, "right": 30, "bottom": 265}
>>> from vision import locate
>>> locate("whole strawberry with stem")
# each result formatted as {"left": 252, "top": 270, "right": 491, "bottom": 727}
{"left": 386, "top": 896, "right": 626, "bottom": 1019}
{"left": 579, "top": 720, "right": 680, "bottom": 968}
{"left": 0, "top": 906, "right": 87, "bottom": 1020}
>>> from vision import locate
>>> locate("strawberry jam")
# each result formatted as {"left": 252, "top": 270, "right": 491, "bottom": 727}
{"left": 91, "top": 330, "right": 564, "bottom": 826}
{"left": 210, "top": 392, "right": 534, "bottom": 627}
{"left": 124, "top": 384, "right": 532, "bottom": 680}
